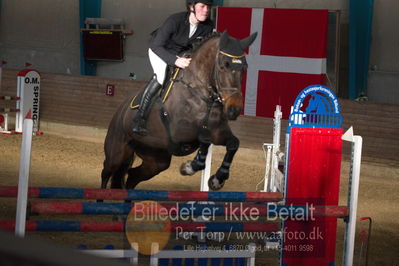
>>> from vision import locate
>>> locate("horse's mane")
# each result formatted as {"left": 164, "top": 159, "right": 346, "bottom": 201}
{"left": 190, "top": 31, "right": 221, "bottom": 54}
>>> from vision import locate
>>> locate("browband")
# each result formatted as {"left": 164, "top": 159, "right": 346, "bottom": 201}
{"left": 219, "top": 50, "right": 246, "bottom": 59}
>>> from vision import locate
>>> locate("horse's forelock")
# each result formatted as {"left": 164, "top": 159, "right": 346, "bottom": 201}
{"left": 191, "top": 32, "right": 221, "bottom": 56}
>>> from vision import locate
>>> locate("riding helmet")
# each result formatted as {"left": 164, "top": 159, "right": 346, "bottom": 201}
{"left": 186, "top": 0, "right": 213, "bottom": 6}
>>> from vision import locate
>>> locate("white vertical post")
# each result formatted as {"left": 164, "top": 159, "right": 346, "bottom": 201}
{"left": 200, "top": 144, "right": 213, "bottom": 192}
{"left": 272, "top": 105, "right": 282, "bottom": 149}
{"left": 4, "top": 113, "right": 8, "bottom": 131}
{"left": 270, "top": 106, "right": 282, "bottom": 192}
{"left": 15, "top": 117, "right": 33, "bottom": 237}
{"left": 150, "top": 242, "right": 159, "bottom": 266}
{"left": 342, "top": 127, "right": 362, "bottom": 266}
{"left": 130, "top": 243, "right": 139, "bottom": 265}
{"left": 262, "top": 145, "right": 272, "bottom": 192}
{"left": 247, "top": 243, "right": 256, "bottom": 266}
{"left": 262, "top": 105, "right": 282, "bottom": 192}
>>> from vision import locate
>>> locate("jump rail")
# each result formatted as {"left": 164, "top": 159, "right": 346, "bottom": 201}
{"left": 0, "top": 186, "right": 283, "bottom": 202}
{"left": 0, "top": 108, "right": 20, "bottom": 112}
{"left": 0, "top": 220, "right": 279, "bottom": 233}
{"left": 0, "top": 96, "right": 21, "bottom": 100}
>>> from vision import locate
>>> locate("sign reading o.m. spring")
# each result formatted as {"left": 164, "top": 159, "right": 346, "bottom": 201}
{"left": 15, "top": 69, "right": 40, "bottom": 133}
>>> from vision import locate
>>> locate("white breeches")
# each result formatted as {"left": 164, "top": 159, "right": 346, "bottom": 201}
{"left": 148, "top": 48, "right": 167, "bottom": 84}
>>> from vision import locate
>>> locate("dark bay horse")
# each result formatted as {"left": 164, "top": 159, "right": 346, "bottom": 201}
{"left": 101, "top": 31, "right": 257, "bottom": 191}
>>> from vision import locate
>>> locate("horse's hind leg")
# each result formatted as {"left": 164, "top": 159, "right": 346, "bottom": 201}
{"left": 101, "top": 144, "right": 134, "bottom": 189}
{"left": 125, "top": 150, "right": 171, "bottom": 189}
{"left": 110, "top": 157, "right": 134, "bottom": 189}
{"left": 99, "top": 146, "right": 134, "bottom": 203}
{"left": 101, "top": 168, "right": 112, "bottom": 189}
{"left": 101, "top": 158, "right": 131, "bottom": 189}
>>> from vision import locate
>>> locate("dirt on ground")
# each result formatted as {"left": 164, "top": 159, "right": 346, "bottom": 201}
{"left": 0, "top": 133, "right": 398, "bottom": 265}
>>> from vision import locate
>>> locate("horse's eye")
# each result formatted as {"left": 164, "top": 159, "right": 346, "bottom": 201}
{"left": 224, "top": 61, "right": 230, "bottom": 69}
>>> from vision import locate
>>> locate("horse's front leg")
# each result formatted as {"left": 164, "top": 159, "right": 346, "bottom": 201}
{"left": 208, "top": 134, "right": 239, "bottom": 190}
{"left": 180, "top": 129, "right": 211, "bottom": 176}
{"left": 180, "top": 141, "right": 211, "bottom": 175}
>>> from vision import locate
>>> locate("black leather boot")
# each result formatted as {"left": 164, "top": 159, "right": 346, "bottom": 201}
{"left": 133, "top": 75, "right": 162, "bottom": 135}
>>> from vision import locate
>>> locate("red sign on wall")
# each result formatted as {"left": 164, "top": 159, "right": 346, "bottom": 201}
{"left": 106, "top": 84, "right": 115, "bottom": 96}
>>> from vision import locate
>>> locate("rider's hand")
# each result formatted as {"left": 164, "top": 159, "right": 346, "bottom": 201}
{"left": 175, "top": 57, "right": 191, "bottom": 69}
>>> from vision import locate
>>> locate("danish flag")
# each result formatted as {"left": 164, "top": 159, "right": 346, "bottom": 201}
{"left": 216, "top": 7, "right": 328, "bottom": 118}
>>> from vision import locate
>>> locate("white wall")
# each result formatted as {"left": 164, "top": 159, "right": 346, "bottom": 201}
{"left": 97, "top": 0, "right": 182, "bottom": 80}
{"left": 368, "top": 0, "right": 399, "bottom": 104}
{"left": 0, "top": 0, "right": 80, "bottom": 74}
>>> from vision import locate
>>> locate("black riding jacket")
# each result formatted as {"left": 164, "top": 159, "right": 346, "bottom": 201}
{"left": 149, "top": 11, "right": 214, "bottom": 66}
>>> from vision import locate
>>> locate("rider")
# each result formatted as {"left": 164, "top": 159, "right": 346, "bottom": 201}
{"left": 133, "top": 0, "right": 214, "bottom": 135}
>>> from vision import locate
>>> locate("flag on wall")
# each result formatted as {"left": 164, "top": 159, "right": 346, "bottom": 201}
{"left": 216, "top": 7, "right": 328, "bottom": 118}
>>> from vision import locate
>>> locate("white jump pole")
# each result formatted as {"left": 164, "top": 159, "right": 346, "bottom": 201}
{"left": 342, "top": 126, "right": 363, "bottom": 266}
{"left": 15, "top": 113, "right": 33, "bottom": 237}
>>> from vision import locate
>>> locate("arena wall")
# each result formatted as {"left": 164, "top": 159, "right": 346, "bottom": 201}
{"left": 1, "top": 0, "right": 398, "bottom": 105}
{"left": 0, "top": 69, "right": 145, "bottom": 128}
{"left": 1, "top": 69, "right": 398, "bottom": 161}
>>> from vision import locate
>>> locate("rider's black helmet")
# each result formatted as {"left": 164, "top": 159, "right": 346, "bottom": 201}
{"left": 186, "top": 0, "right": 213, "bottom": 6}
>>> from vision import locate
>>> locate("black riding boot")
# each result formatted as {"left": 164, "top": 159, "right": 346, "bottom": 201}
{"left": 133, "top": 75, "right": 162, "bottom": 136}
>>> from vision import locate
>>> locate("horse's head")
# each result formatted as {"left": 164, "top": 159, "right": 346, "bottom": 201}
{"left": 215, "top": 31, "right": 257, "bottom": 120}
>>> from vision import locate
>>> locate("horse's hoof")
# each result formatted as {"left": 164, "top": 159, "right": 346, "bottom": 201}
{"left": 208, "top": 175, "right": 225, "bottom": 191}
{"left": 180, "top": 161, "right": 196, "bottom": 176}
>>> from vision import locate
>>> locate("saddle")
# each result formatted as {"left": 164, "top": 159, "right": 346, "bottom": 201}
{"left": 130, "top": 66, "right": 180, "bottom": 110}
{"left": 129, "top": 66, "right": 195, "bottom": 155}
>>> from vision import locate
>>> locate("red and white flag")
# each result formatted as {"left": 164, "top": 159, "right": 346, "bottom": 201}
{"left": 216, "top": 7, "right": 328, "bottom": 118}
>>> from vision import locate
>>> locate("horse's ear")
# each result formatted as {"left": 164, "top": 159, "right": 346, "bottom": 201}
{"left": 239, "top": 32, "right": 258, "bottom": 50}
{"left": 219, "top": 30, "right": 229, "bottom": 50}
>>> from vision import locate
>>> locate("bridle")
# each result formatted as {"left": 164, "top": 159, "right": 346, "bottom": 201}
{"left": 173, "top": 50, "right": 246, "bottom": 103}
{"left": 212, "top": 49, "right": 246, "bottom": 104}
{"left": 172, "top": 46, "right": 246, "bottom": 101}
{"left": 168, "top": 43, "right": 246, "bottom": 127}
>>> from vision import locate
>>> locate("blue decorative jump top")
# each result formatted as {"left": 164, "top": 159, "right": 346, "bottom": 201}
{"left": 289, "top": 85, "right": 342, "bottom": 129}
